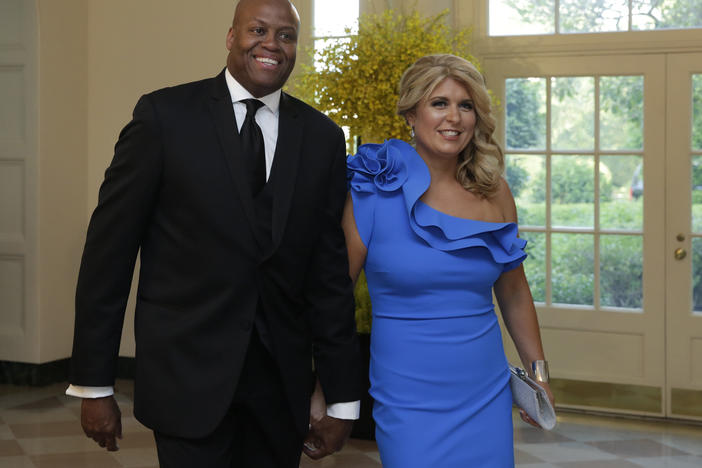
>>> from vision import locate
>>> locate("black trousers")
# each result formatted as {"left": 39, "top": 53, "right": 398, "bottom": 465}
{"left": 153, "top": 330, "right": 303, "bottom": 468}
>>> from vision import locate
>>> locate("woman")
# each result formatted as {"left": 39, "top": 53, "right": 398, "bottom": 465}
{"left": 342, "top": 54, "right": 554, "bottom": 467}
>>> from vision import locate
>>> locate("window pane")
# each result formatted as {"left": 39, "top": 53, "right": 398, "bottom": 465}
{"left": 552, "top": 155, "right": 594, "bottom": 228}
{"left": 552, "top": 233, "right": 594, "bottom": 305}
{"left": 489, "top": 0, "right": 555, "bottom": 36}
{"left": 314, "top": 0, "right": 359, "bottom": 36}
{"left": 491, "top": 0, "right": 702, "bottom": 35}
{"left": 313, "top": 38, "right": 351, "bottom": 72}
{"left": 600, "top": 156, "right": 643, "bottom": 230}
{"left": 632, "top": 0, "right": 702, "bottom": 30}
{"left": 693, "top": 156, "right": 702, "bottom": 233}
{"left": 506, "top": 78, "right": 546, "bottom": 150}
{"left": 560, "top": 0, "right": 628, "bottom": 33}
{"left": 600, "top": 76, "right": 644, "bottom": 150}
{"left": 552, "top": 77, "right": 594, "bottom": 150}
{"left": 600, "top": 235, "right": 643, "bottom": 309}
{"left": 506, "top": 154, "right": 546, "bottom": 227}
{"left": 522, "top": 231, "right": 546, "bottom": 302}
{"left": 693, "top": 74, "right": 702, "bottom": 151}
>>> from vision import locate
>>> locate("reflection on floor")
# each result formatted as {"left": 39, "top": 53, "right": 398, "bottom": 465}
{"left": 0, "top": 380, "right": 700, "bottom": 467}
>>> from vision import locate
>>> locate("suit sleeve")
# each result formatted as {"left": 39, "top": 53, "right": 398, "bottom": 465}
{"left": 70, "top": 95, "right": 163, "bottom": 386}
{"left": 306, "top": 131, "right": 363, "bottom": 405}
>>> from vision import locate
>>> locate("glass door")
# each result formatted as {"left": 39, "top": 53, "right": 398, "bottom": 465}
{"left": 485, "top": 54, "right": 667, "bottom": 416}
{"left": 666, "top": 53, "right": 702, "bottom": 421}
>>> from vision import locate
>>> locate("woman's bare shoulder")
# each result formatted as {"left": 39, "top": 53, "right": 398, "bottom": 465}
{"left": 494, "top": 178, "right": 518, "bottom": 224}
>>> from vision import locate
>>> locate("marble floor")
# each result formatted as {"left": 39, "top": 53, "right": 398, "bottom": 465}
{"left": 0, "top": 380, "right": 701, "bottom": 467}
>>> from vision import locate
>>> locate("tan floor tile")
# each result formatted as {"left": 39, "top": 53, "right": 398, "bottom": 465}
{"left": 0, "top": 456, "right": 36, "bottom": 468}
{"left": 660, "top": 433, "right": 702, "bottom": 456}
{"left": 0, "top": 426, "right": 14, "bottom": 441}
{"left": 518, "top": 442, "right": 619, "bottom": 463}
{"left": 117, "top": 432, "right": 155, "bottom": 450}
{"left": 120, "top": 417, "right": 152, "bottom": 434}
{"left": 0, "top": 441, "right": 23, "bottom": 457}
{"left": 0, "top": 407, "right": 78, "bottom": 425}
{"left": 9, "top": 422, "right": 84, "bottom": 439}
{"left": 16, "top": 435, "right": 104, "bottom": 456}
{"left": 299, "top": 452, "right": 381, "bottom": 467}
{"left": 344, "top": 438, "right": 377, "bottom": 454}
{"left": 109, "top": 447, "right": 158, "bottom": 467}
{"left": 587, "top": 439, "right": 691, "bottom": 458}
{"left": 556, "top": 461, "right": 644, "bottom": 467}
{"left": 9, "top": 399, "right": 63, "bottom": 412}
{"left": 515, "top": 426, "right": 576, "bottom": 444}
{"left": 65, "top": 406, "right": 82, "bottom": 419}
{"left": 0, "top": 386, "right": 67, "bottom": 410}
{"left": 629, "top": 456, "right": 702, "bottom": 468}
{"left": 30, "top": 451, "right": 122, "bottom": 468}
{"left": 516, "top": 448, "right": 546, "bottom": 464}
{"left": 0, "top": 387, "right": 34, "bottom": 399}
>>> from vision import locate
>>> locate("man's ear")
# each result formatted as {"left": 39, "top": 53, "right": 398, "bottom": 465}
{"left": 226, "top": 27, "right": 234, "bottom": 51}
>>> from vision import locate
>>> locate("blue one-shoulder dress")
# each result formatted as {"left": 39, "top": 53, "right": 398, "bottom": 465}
{"left": 347, "top": 140, "right": 527, "bottom": 468}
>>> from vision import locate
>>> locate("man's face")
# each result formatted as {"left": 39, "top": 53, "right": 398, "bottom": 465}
{"left": 226, "top": 0, "right": 299, "bottom": 97}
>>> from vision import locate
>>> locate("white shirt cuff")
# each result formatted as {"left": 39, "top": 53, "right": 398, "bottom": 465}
{"left": 326, "top": 400, "right": 360, "bottom": 420}
{"left": 66, "top": 384, "right": 114, "bottom": 398}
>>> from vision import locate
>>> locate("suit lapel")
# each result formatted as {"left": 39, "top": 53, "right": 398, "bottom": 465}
{"left": 267, "top": 93, "right": 303, "bottom": 257}
{"left": 207, "top": 70, "right": 261, "bottom": 248}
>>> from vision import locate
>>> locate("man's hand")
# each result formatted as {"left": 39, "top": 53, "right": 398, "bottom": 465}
{"left": 81, "top": 396, "right": 122, "bottom": 451}
{"left": 303, "top": 415, "right": 353, "bottom": 460}
{"left": 309, "top": 378, "right": 327, "bottom": 425}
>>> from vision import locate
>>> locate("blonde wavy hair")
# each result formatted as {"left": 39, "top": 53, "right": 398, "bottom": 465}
{"left": 397, "top": 54, "right": 504, "bottom": 197}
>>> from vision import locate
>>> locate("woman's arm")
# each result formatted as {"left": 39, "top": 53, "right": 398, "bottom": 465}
{"left": 342, "top": 193, "right": 368, "bottom": 284}
{"left": 493, "top": 178, "right": 555, "bottom": 426}
{"left": 494, "top": 267, "right": 546, "bottom": 372}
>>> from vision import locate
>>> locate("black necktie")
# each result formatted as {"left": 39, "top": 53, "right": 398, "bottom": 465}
{"left": 240, "top": 99, "right": 266, "bottom": 195}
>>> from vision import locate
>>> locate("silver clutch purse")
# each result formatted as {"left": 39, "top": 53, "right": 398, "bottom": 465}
{"left": 509, "top": 365, "right": 556, "bottom": 430}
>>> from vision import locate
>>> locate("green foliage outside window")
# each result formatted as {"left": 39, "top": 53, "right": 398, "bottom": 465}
{"left": 503, "top": 0, "right": 702, "bottom": 32}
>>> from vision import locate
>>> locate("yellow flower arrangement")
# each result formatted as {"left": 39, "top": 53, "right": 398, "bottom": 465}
{"left": 292, "top": 10, "right": 477, "bottom": 333}
{"left": 292, "top": 9, "right": 477, "bottom": 146}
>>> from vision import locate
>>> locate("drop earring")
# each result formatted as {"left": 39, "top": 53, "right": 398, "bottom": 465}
{"left": 410, "top": 126, "right": 415, "bottom": 139}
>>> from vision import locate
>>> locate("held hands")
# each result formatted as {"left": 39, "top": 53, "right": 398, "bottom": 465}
{"left": 518, "top": 380, "right": 555, "bottom": 429}
{"left": 81, "top": 396, "right": 122, "bottom": 451}
{"left": 303, "top": 379, "right": 353, "bottom": 460}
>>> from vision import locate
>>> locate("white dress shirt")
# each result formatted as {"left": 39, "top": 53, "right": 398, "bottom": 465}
{"left": 67, "top": 70, "right": 360, "bottom": 420}
{"left": 225, "top": 68, "right": 279, "bottom": 180}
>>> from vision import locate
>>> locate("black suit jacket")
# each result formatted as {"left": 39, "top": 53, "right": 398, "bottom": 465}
{"left": 69, "top": 70, "right": 361, "bottom": 438}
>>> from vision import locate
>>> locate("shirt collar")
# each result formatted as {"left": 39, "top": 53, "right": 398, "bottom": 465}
{"left": 225, "top": 68, "right": 281, "bottom": 115}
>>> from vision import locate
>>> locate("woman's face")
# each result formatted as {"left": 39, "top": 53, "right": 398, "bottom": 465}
{"left": 407, "top": 77, "right": 476, "bottom": 163}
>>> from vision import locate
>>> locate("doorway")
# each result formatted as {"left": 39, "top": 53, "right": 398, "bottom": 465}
{"left": 486, "top": 53, "right": 701, "bottom": 420}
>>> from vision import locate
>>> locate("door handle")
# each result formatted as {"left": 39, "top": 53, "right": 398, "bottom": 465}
{"left": 674, "top": 248, "right": 687, "bottom": 260}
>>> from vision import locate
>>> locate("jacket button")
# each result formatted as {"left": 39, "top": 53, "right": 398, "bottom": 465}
{"left": 240, "top": 319, "right": 253, "bottom": 331}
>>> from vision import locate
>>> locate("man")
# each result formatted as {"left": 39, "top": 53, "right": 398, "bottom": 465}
{"left": 67, "top": 0, "right": 362, "bottom": 466}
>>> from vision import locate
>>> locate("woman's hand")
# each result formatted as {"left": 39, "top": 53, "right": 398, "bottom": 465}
{"left": 518, "top": 380, "right": 555, "bottom": 429}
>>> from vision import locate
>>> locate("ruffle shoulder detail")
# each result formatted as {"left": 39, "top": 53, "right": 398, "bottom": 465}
{"left": 346, "top": 140, "right": 409, "bottom": 247}
{"left": 347, "top": 139, "right": 526, "bottom": 270}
